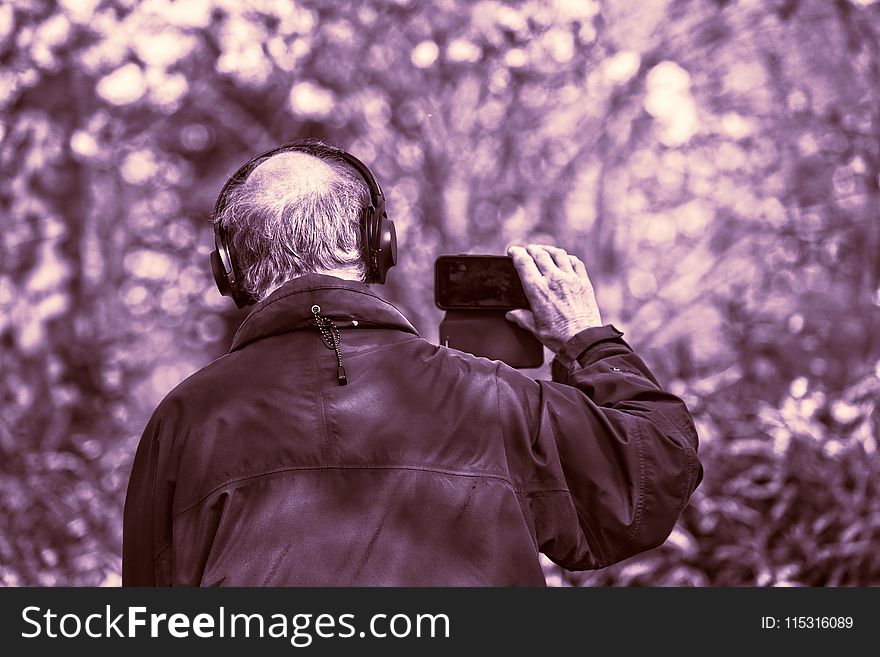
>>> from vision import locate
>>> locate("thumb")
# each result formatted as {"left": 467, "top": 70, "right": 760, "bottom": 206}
{"left": 505, "top": 309, "right": 537, "bottom": 334}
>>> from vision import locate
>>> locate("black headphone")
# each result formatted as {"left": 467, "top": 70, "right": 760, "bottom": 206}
{"left": 210, "top": 140, "right": 398, "bottom": 308}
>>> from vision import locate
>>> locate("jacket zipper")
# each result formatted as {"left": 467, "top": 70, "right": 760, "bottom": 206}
{"left": 311, "top": 304, "right": 348, "bottom": 386}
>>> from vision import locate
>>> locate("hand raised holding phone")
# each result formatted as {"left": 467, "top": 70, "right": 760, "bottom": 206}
{"left": 505, "top": 244, "right": 603, "bottom": 353}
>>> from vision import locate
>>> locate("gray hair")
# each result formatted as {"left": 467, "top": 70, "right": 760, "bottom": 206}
{"left": 214, "top": 152, "right": 370, "bottom": 300}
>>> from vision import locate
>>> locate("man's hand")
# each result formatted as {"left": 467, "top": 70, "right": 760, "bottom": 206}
{"left": 506, "top": 244, "right": 603, "bottom": 353}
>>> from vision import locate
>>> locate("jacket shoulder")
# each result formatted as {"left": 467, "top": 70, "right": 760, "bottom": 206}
{"left": 146, "top": 353, "right": 239, "bottom": 422}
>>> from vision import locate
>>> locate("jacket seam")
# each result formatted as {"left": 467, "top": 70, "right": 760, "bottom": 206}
{"left": 674, "top": 442, "right": 698, "bottom": 521}
{"left": 513, "top": 487, "right": 572, "bottom": 497}
{"left": 493, "top": 362, "right": 512, "bottom": 479}
{"left": 150, "top": 437, "right": 164, "bottom": 585}
{"left": 173, "top": 464, "right": 521, "bottom": 517}
{"left": 153, "top": 536, "right": 170, "bottom": 585}
{"left": 615, "top": 419, "right": 647, "bottom": 563}
{"left": 317, "top": 366, "right": 330, "bottom": 465}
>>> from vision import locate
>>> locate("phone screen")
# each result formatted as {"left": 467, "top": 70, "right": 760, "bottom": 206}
{"left": 434, "top": 255, "right": 530, "bottom": 310}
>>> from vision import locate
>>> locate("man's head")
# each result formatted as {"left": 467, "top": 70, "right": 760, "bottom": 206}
{"left": 212, "top": 142, "right": 374, "bottom": 303}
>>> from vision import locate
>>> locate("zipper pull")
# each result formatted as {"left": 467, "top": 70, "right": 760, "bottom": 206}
{"left": 311, "top": 304, "right": 348, "bottom": 386}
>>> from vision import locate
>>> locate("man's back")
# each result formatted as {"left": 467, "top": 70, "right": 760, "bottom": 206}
{"left": 123, "top": 274, "right": 701, "bottom": 586}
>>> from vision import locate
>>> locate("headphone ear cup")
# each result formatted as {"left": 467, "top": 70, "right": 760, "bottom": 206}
{"left": 362, "top": 207, "right": 379, "bottom": 283}
{"left": 376, "top": 218, "right": 397, "bottom": 284}
{"left": 366, "top": 212, "right": 396, "bottom": 284}
{"left": 363, "top": 205, "right": 397, "bottom": 284}
{"left": 211, "top": 249, "right": 232, "bottom": 296}
{"left": 213, "top": 224, "right": 255, "bottom": 307}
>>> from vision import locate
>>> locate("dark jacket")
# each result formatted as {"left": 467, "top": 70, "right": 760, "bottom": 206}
{"left": 123, "top": 274, "right": 701, "bottom": 586}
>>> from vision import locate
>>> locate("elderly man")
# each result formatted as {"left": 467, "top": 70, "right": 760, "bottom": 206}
{"left": 123, "top": 140, "right": 701, "bottom": 586}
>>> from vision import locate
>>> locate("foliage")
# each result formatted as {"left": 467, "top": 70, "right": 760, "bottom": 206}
{"left": 1, "top": 0, "right": 879, "bottom": 586}
{"left": 551, "top": 369, "right": 880, "bottom": 586}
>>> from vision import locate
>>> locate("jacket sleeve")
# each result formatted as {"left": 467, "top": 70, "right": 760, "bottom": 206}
{"left": 496, "top": 324, "right": 702, "bottom": 571}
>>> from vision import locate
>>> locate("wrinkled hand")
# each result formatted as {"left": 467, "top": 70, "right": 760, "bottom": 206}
{"left": 506, "top": 244, "right": 603, "bottom": 353}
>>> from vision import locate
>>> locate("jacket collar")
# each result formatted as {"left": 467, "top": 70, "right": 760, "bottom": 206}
{"left": 229, "top": 274, "right": 419, "bottom": 353}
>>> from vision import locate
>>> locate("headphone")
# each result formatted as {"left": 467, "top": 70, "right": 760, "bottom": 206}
{"left": 210, "top": 141, "right": 398, "bottom": 308}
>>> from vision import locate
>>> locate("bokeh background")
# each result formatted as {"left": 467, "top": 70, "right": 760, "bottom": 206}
{"left": 2, "top": 0, "right": 880, "bottom": 587}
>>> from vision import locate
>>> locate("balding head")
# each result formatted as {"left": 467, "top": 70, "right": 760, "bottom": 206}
{"left": 214, "top": 145, "right": 371, "bottom": 300}
{"left": 246, "top": 151, "right": 336, "bottom": 203}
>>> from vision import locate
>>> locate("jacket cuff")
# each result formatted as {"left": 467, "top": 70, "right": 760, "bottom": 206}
{"left": 551, "top": 324, "right": 628, "bottom": 378}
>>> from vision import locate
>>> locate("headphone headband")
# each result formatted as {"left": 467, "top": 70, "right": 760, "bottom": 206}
{"left": 210, "top": 141, "right": 397, "bottom": 308}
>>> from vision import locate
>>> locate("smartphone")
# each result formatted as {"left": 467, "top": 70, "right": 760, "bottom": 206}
{"left": 434, "top": 255, "right": 530, "bottom": 310}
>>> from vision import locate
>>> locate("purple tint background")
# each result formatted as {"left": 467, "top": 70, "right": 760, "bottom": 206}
{"left": 1, "top": 0, "right": 879, "bottom": 586}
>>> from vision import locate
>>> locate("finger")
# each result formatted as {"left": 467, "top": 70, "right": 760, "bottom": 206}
{"left": 505, "top": 309, "right": 538, "bottom": 335}
{"left": 569, "top": 254, "right": 588, "bottom": 278}
{"left": 508, "top": 245, "right": 544, "bottom": 289}
{"left": 537, "top": 244, "right": 574, "bottom": 273}
{"left": 526, "top": 244, "right": 557, "bottom": 276}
